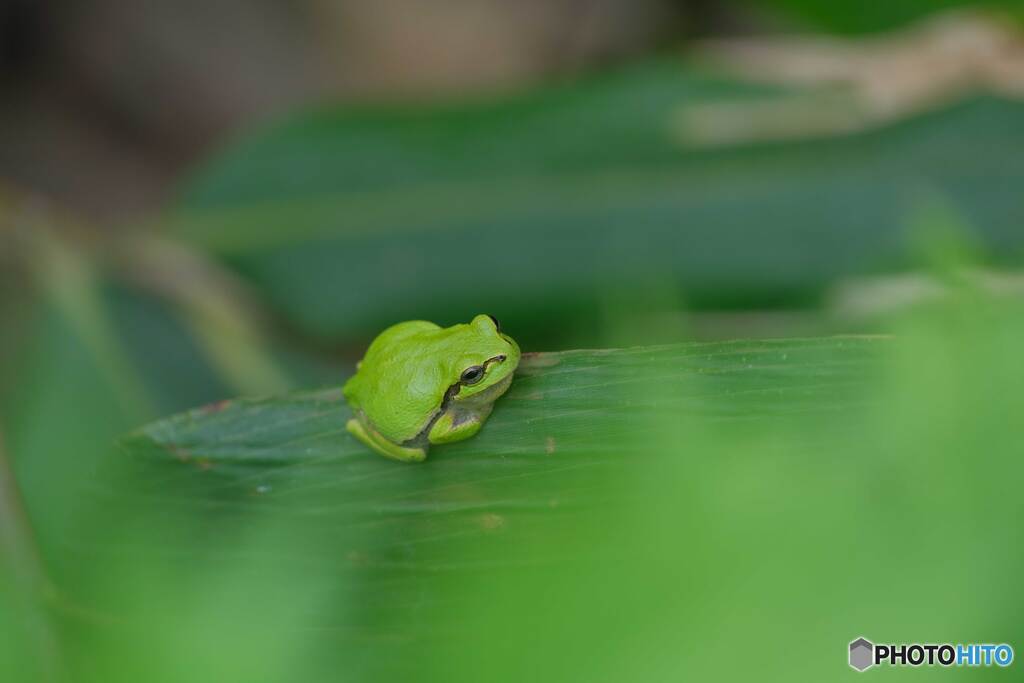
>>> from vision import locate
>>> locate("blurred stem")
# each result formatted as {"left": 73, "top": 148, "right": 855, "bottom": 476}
{"left": 32, "top": 224, "right": 154, "bottom": 422}
{"left": 0, "top": 428, "right": 64, "bottom": 682}
{"left": 124, "top": 238, "right": 292, "bottom": 397}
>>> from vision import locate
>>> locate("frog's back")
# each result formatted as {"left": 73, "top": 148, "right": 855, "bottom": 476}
{"left": 343, "top": 320, "right": 449, "bottom": 443}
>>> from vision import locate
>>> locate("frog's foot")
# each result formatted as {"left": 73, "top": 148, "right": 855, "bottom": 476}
{"left": 427, "top": 408, "right": 487, "bottom": 445}
{"left": 346, "top": 418, "right": 426, "bottom": 463}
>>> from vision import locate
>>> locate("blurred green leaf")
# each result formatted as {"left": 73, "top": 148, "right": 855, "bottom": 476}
{"left": 58, "top": 295, "right": 1024, "bottom": 682}
{"left": 173, "top": 60, "right": 1024, "bottom": 346}
{"left": 3, "top": 239, "right": 152, "bottom": 560}
{"left": 67, "top": 337, "right": 884, "bottom": 681}
{"left": 0, "top": 224, "right": 333, "bottom": 683}
{"left": 752, "top": 0, "right": 1023, "bottom": 34}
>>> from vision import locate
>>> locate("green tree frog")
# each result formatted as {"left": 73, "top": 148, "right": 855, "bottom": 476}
{"left": 343, "top": 314, "right": 520, "bottom": 462}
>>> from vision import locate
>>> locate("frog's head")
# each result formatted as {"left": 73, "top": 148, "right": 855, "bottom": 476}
{"left": 447, "top": 314, "right": 520, "bottom": 402}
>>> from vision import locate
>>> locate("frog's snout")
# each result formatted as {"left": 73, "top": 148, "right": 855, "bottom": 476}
{"left": 495, "top": 354, "right": 507, "bottom": 363}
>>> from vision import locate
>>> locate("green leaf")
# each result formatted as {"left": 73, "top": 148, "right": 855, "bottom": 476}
{"left": 172, "top": 59, "right": 1024, "bottom": 345}
{"left": 63, "top": 310, "right": 1024, "bottom": 681}
{"left": 69, "top": 337, "right": 882, "bottom": 676}
{"left": 116, "top": 336, "right": 881, "bottom": 472}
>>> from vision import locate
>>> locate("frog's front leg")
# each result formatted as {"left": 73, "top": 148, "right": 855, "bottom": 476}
{"left": 427, "top": 406, "right": 491, "bottom": 445}
{"left": 346, "top": 417, "right": 426, "bottom": 462}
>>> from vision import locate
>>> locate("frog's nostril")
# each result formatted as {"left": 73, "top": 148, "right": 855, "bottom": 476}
{"left": 496, "top": 355, "right": 507, "bottom": 363}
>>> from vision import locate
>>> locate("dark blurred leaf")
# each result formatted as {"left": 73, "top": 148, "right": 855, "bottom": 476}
{"left": 106, "top": 284, "right": 232, "bottom": 416}
{"left": 752, "top": 0, "right": 1023, "bottom": 35}
{"left": 174, "top": 61, "right": 1024, "bottom": 346}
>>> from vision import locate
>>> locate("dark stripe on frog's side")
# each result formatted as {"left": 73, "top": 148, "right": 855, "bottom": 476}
{"left": 402, "top": 361, "right": 513, "bottom": 449}
{"left": 403, "top": 381, "right": 463, "bottom": 448}
{"left": 348, "top": 380, "right": 459, "bottom": 452}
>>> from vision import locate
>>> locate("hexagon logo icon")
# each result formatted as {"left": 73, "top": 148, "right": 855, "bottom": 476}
{"left": 849, "top": 637, "right": 874, "bottom": 671}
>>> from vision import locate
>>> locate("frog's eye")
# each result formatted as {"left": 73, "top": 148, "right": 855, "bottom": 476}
{"left": 486, "top": 315, "right": 501, "bottom": 332}
{"left": 460, "top": 365, "right": 485, "bottom": 385}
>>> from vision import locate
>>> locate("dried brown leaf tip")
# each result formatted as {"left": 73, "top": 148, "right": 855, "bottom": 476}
{"left": 515, "top": 352, "right": 562, "bottom": 376}
{"left": 674, "top": 10, "right": 1024, "bottom": 146}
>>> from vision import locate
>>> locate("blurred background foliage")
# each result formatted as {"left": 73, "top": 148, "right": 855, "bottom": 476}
{"left": 1, "top": 1, "right": 1023, "bottom": 681}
